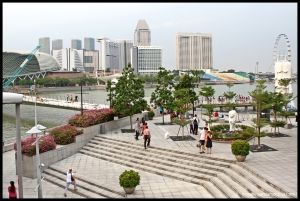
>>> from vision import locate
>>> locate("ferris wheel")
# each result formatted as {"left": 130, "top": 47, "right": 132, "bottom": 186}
{"left": 273, "top": 34, "right": 292, "bottom": 63}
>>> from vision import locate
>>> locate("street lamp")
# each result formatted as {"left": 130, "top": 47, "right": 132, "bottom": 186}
{"left": 80, "top": 81, "right": 83, "bottom": 115}
{"left": 3, "top": 92, "right": 24, "bottom": 198}
{"left": 26, "top": 126, "right": 43, "bottom": 198}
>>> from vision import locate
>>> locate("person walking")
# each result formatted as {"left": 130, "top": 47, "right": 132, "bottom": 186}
{"left": 135, "top": 118, "right": 140, "bottom": 140}
{"left": 193, "top": 115, "right": 199, "bottom": 135}
{"left": 143, "top": 125, "right": 151, "bottom": 149}
{"left": 206, "top": 131, "right": 213, "bottom": 154}
{"left": 199, "top": 127, "right": 208, "bottom": 153}
{"left": 64, "top": 169, "right": 77, "bottom": 197}
{"left": 189, "top": 115, "right": 194, "bottom": 134}
{"left": 8, "top": 181, "right": 17, "bottom": 199}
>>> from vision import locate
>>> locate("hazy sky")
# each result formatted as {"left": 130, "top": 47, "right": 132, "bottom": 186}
{"left": 3, "top": 3, "right": 297, "bottom": 73}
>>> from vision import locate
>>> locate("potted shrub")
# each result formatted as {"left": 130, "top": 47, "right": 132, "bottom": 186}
{"left": 119, "top": 170, "right": 140, "bottom": 194}
{"left": 147, "top": 110, "right": 155, "bottom": 120}
{"left": 231, "top": 140, "right": 250, "bottom": 162}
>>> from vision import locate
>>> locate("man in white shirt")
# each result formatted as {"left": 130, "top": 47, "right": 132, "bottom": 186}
{"left": 199, "top": 127, "right": 208, "bottom": 153}
{"left": 64, "top": 169, "right": 77, "bottom": 197}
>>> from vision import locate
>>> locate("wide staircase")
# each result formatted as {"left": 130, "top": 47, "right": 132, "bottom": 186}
{"left": 44, "top": 135, "right": 294, "bottom": 198}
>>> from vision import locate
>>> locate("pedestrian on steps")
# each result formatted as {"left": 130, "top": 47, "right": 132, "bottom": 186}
{"left": 135, "top": 118, "right": 140, "bottom": 140}
{"left": 143, "top": 125, "right": 151, "bottom": 149}
{"left": 64, "top": 169, "right": 77, "bottom": 197}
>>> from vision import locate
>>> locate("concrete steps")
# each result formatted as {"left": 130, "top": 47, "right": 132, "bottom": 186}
{"left": 43, "top": 166, "right": 125, "bottom": 198}
{"left": 82, "top": 135, "right": 292, "bottom": 198}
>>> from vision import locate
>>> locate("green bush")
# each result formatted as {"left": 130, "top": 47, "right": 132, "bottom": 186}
{"left": 119, "top": 170, "right": 140, "bottom": 188}
{"left": 50, "top": 125, "right": 81, "bottom": 145}
{"left": 231, "top": 140, "right": 250, "bottom": 156}
{"left": 147, "top": 110, "right": 155, "bottom": 120}
{"left": 210, "top": 124, "right": 230, "bottom": 132}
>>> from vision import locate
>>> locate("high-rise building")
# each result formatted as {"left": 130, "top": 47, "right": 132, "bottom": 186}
{"left": 176, "top": 33, "right": 213, "bottom": 71}
{"left": 52, "top": 48, "right": 85, "bottom": 72}
{"left": 131, "top": 46, "right": 162, "bottom": 74}
{"left": 84, "top": 37, "right": 95, "bottom": 51}
{"left": 83, "top": 50, "right": 99, "bottom": 73}
{"left": 134, "top": 19, "right": 151, "bottom": 46}
{"left": 118, "top": 40, "right": 133, "bottom": 69}
{"left": 39, "top": 37, "right": 50, "bottom": 54}
{"left": 52, "top": 39, "right": 63, "bottom": 50}
{"left": 71, "top": 39, "right": 82, "bottom": 50}
{"left": 97, "top": 39, "right": 133, "bottom": 72}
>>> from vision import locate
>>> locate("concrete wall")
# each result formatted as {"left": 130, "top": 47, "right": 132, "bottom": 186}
{"left": 19, "top": 112, "right": 148, "bottom": 178}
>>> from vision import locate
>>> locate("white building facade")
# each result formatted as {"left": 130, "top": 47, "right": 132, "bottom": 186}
{"left": 52, "top": 48, "right": 85, "bottom": 72}
{"left": 176, "top": 33, "right": 213, "bottom": 71}
{"left": 131, "top": 46, "right": 162, "bottom": 74}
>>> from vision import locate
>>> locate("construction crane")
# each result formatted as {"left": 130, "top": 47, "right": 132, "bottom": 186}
{"left": 3, "top": 45, "right": 40, "bottom": 89}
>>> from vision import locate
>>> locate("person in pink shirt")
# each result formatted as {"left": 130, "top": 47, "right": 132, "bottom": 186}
{"left": 143, "top": 125, "right": 151, "bottom": 149}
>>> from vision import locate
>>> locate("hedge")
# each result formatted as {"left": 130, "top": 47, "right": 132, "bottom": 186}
{"left": 68, "top": 108, "right": 114, "bottom": 127}
{"left": 14, "top": 135, "right": 56, "bottom": 156}
{"left": 50, "top": 125, "right": 82, "bottom": 145}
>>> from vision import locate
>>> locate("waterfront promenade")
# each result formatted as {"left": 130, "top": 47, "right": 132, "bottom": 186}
{"left": 22, "top": 95, "right": 109, "bottom": 111}
{"left": 2, "top": 110, "right": 297, "bottom": 198}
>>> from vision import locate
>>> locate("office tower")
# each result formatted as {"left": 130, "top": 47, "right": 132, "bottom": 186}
{"left": 84, "top": 37, "right": 95, "bottom": 51}
{"left": 97, "top": 38, "right": 120, "bottom": 72}
{"left": 131, "top": 46, "right": 162, "bottom": 74}
{"left": 52, "top": 48, "right": 85, "bottom": 72}
{"left": 39, "top": 37, "right": 50, "bottom": 54}
{"left": 71, "top": 39, "right": 82, "bottom": 50}
{"left": 176, "top": 33, "right": 213, "bottom": 71}
{"left": 118, "top": 40, "right": 133, "bottom": 70}
{"left": 52, "top": 39, "right": 63, "bottom": 50}
{"left": 134, "top": 19, "right": 151, "bottom": 46}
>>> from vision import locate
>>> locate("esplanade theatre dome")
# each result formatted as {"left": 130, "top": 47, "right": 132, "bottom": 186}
{"left": 3, "top": 51, "right": 61, "bottom": 78}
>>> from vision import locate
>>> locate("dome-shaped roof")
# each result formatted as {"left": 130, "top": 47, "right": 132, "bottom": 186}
{"left": 136, "top": 19, "right": 149, "bottom": 30}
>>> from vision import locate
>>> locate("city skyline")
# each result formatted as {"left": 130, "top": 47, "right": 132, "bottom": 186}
{"left": 3, "top": 3, "right": 297, "bottom": 73}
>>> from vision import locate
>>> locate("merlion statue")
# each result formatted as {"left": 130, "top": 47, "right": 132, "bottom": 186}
{"left": 228, "top": 110, "right": 237, "bottom": 132}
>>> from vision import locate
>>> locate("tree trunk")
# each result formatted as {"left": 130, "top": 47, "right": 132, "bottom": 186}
{"left": 130, "top": 115, "right": 132, "bottom": 130}
{"left": 162, "top": 113, "right": 165, "bottom": 124}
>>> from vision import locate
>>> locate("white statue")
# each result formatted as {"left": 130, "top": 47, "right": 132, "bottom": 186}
{"left": 228, "top": 110, "right": 237, "bottom": 132}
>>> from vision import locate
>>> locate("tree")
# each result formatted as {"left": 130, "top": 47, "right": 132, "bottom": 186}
{"left": 172, "top": 74, "right": 198, "bottom": 137}
{"left": 175, "top": 74, "right": 198, "bottom": 116}
{"left": 106, "top": 80, "right": 116, "bottom": 108}
{"left": 199, "top": 85, "right": 215, "bottom": 126}
{"left": 173, "top": 88, "right": 193, "bottom": 137}
{"left": 269, "top": 92, "right": 286, "bottom": 135}
{"left": 223, "top": 82, "right": 236, "bottom": 111}
{"left": 278, "top": 78, "right": 296, "bottom": 125}
{"left": 249, "top": 80, "right": 272, "bottom": 149}
{"left": 112, "top": 64, "right": 147, "bottom": 130}
{"left": 190, "top": 70, "right": 205, "bottom": 115}
{"left": 150, "top": 67, "right": 174, "bottom": 124}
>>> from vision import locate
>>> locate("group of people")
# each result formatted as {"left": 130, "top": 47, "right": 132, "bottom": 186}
{"left": 66, "top": 94, "right": 79, "bottom": 103}
{"left": 199, "top": 123, "right": 213, "bottom": 154}
{"left": 189, "top": 114, "right": 200, "bottom": 135}
{"left": 135, "top": 117, "right": 151, "bottom": 149}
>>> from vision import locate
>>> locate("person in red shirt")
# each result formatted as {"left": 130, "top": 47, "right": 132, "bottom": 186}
{"left": 8, "top": 181, "right": 17, "bottom": 199}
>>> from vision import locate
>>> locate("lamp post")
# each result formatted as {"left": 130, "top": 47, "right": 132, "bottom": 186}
{"left": 3, "top": 92, "right": 24, "bottom": 198}
{"left": 81, "top": 81, "right": 83, "bottom": 115}
{"left": 26, "top": 126, "right": 43, "bottom": 198}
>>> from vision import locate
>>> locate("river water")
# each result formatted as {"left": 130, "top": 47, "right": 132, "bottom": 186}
{"left": 3, "top": 82, "right": 297, "bottom": 142}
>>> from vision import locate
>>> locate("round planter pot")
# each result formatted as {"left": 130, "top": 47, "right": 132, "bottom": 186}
{"left": 235, "top": 155, "right": 246, "bottom": 162}
{"left": 123, "top": 187, "right": 135, "bottom": 194}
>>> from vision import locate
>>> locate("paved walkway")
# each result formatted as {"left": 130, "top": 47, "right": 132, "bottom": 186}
{"left": 2, "top": 109, "right": 297, "bottom": 198}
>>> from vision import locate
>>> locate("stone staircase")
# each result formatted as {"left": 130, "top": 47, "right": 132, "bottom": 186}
{"left": 74, "top": 135, "right": 293, "bottom": 198}
{"left": 43, "top": 166, "right": 125, "bottom": 198}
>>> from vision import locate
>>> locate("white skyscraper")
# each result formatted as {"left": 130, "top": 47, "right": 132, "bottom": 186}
{"left": 134, "top": 19, "right": 151, "bottom": 46}
{"left": 52, "top": 39, "right": 63, "bottom": 50}
{"left": 118, "top": 40, "right": 133, "bottom": 69}
{"left": 39, "top": 37, "right": 50, "bottom": 54}
{"left": 176, "top": 33, "right": 213, "bottom": 71}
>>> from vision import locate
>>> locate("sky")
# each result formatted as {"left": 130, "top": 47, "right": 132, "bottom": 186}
{"left": 3, "top": 3, "right": 297, "bottom": 73}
